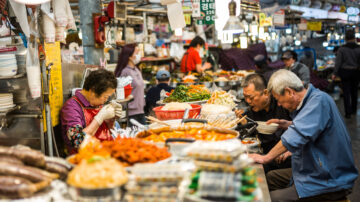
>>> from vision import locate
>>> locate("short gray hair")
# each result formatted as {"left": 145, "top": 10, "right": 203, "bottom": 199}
{"left": 268, "top": 69, "right": 304, "bottom": 95}
{"left": 242, "top": 73, "right": 267, "bottom": 91}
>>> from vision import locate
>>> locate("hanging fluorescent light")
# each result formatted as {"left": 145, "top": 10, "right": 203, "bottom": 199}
{"left": 259, "top": 27, "right": 265, "bottom": 40}
{"left": 13, "top": 0, "right": 50, "bottom": 5}
{"left": 323, "top": 41, "right": 329, "bottom": 47}
{"left": 242, "top": 18, "right": 249, "bottom": 32}
{"left": 174, "top": 28, "right": 183, "bottom": 36}
{"left": 240, "top": 33, "right": 248, "bottom": 49}
{"left": 250, "top": 18, "right": 258, "bottom": 36}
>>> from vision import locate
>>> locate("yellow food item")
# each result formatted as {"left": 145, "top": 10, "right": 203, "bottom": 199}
{"left": 67, "top": 158, "right": 128, "bottom": 189}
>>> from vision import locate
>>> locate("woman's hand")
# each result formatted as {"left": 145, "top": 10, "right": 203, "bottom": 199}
{"left": 94, "top": 104, "right": 116, "bottom": 125}
{"left": 267, "top": 119, "right": 292, "bottom": 130}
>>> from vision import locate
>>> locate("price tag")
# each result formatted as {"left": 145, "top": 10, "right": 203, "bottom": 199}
{"left": 192, "top": 0, "right": 201, "bottom": 17}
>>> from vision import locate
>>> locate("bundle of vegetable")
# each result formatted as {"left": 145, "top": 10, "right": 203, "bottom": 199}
{"left": 199, "top": 75, "right": 213, "bottom": 82}
{"left": 207, "top": 90, "right": 236, "bottom": 109}
{"left": 164, "top": 85, "right": 211, "bottom": 103}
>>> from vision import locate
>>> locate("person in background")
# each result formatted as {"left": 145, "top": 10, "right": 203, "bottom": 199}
{"left": 180, "top": 36, "right": 211, "bottom": 74}
{"left": 281, "top": 50, "right": 310, "bottom": 85}
{"left": 250, "top": 69, "right": 358, "bottom": 202}
{"left": 115, "top": 44, "right": 146, "bottom": 125}
{"left": 145, "top": 70, "right": 174, "bottom": 115}
{"left": 235, "top": 74, "right": 291, "bottom": 172}
{"left": 299, "top": 47, "right": 314, "bottom": 70}
{"left": 253, "top": 54, "right": 277, "bottom": 82}
{"left": 332, "top": 29, "right": 360, "bottom": 119}
{"left": 61, "top": 69, "right": 122, "bottom": 154}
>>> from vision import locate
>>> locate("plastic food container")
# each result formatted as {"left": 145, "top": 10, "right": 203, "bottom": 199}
{"left": 124, "top": 85, "right": 132, "bottom": 98}
{"left": 153, "top": 104, "right": 201, "bottom": 120}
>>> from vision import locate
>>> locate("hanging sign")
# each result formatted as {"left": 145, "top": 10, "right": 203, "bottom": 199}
{"left": 197, "top": 0, "right": 215, "bottom": 25}
{"left": 307, "top": 21, "right": 322, "bottom": 31}
{"left": 273, "top": 10, "right": 285, "bottom": 26}
{"left": 192, "top": 0, "right": 201, "bottom": 17}
{"left": 259, "top": 13, "right": 272, "bottom": 26}
{"left": 44, "top": 42, "right": 64, "bottom": 127}
{"left": 184, "top": 14, "right": 192, "bottom": 25}
{"left": 298, "top": 19, "right": 307, "bottom": 31}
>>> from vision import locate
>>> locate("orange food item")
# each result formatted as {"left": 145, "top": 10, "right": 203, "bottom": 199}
{"left": 102, "top": 138, "right": 171, "bottom": 166}
{"left": 69, "top": 138, "right": 171, "bottom": 166}
{"left": 68, "top": 141, "right": 111, "bottom": 165}
{"left": 183, "top": 78, "right": 195, "bottom": 83}
{"left": 142, "top": 129, "right": 236, "bottom": 142}
{"left": 241, "top": 140, "right": 255, "bottom": 144}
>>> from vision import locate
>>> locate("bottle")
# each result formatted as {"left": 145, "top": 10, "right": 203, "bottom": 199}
{"left": 333, "top": 85, "right": 340, "bottom": 101}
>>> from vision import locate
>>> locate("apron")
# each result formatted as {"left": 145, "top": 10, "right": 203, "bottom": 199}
{"left": 73, "top": 96, "right": 113, "bottom": 142}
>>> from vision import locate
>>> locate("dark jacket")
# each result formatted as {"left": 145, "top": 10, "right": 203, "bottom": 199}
{"left": 289, "top": 62, "right": 310, "bottom": 86}
{"left": 334, "top": 42, "right": 360, "bottom": 76}
{"left": 145, "top": 83, "right": 174, "bottom": 114}
{"left": 245, "top": 96, "right": 291, "bottom": 154}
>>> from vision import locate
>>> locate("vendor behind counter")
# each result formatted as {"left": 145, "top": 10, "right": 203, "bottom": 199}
{"left": 61, "top": 69, "right": 122, "bottom": 155}
{"left": 180, "top": 36, "right": 211, "bottom": 74}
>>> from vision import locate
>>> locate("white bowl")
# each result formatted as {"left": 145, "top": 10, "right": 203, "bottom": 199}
{"left": 0, "top": 54, "right": 16, "bottom": 59}
{"left": 256, "top": 121, "right": 279, "bottom": 135}
{"left": 0, "top": 66, "right": 17, "bottom": 76}
{"left": 0, "top": 60, "right": 17, "bottom": 67}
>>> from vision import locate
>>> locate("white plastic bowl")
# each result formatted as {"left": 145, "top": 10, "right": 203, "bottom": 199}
{"left": 0, "top": 66, "right": 17, "bottom": 77}
{"left": 256, "top": 121, "right": 279, "bottom": 135}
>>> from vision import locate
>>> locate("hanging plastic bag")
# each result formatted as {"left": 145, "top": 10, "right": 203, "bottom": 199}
{"left": 26, "top": 42, "right": 41, "bottom": 99}
{"left": 169, "top": 42, "right": 185, "bottom": 63}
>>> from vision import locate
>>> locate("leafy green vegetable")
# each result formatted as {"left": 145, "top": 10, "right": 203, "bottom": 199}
{"left": 164, "top": 85, "right": 210, "bottom": 103}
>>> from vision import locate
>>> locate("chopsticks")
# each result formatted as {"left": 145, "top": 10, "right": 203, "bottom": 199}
{"left": 146, "top": 116, "right": 171, "bottom": 126}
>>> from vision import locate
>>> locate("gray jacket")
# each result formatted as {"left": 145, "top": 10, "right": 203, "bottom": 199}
{"left": 334, "top": 42, "right": 360, "bottom": 75}
{"left": 289, "top": 62, "right": 310, "bottom": 85}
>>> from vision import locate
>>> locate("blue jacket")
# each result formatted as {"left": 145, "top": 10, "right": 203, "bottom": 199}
{"left": 281, "top": 84, "right": 358, "bottom": 198}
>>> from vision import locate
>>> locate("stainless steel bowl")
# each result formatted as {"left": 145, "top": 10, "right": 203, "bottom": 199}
{"left": 215, "top": 81, "right": 228, "bottom": 87}
{"left": 201, "top": 82, "right": 213, "bottom": 88}
{"left": 229, "top": 80, "right": 238, "bottom": 86}
{"left": 68, "top": 186, "right": 125, "bottom": 202}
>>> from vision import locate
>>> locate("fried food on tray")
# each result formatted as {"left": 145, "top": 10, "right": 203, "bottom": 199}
{"left": 140, "top": 128, "right": 237, "bottom": 142}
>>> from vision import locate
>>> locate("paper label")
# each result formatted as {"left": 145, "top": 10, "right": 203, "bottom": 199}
{"left": 117, "top": 87, "right": 125, "bottom": 100}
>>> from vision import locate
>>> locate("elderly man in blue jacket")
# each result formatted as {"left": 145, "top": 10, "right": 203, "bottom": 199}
{"left": 250, "top": 69, "right": 358, "bottom": 201}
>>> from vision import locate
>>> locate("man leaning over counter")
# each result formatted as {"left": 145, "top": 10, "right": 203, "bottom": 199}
{"left": 249, "top": 69, "right": 358, "bottom": 201}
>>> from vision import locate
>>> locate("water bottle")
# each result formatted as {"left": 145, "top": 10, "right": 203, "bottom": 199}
{"left": 333, "top": 85, "right": 340, "bottom": 101}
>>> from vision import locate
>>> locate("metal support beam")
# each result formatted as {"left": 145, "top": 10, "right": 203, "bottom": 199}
{"left": 79, "top": 0, "right": 104, "bottom": 65}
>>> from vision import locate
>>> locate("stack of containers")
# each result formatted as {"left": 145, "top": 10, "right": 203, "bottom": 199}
{"left": 15, "top": 48, "right": 27, "bottom": 74}
{"left": 0, "top": 53, "right": 17, "bottom": 77}
{"left": 0, "top": 93, "right": 15, "bottom": 112}
{"left": 185, "top": 140, "right": 261, "bottom": 201}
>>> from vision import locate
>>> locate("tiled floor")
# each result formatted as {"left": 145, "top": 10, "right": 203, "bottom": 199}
{"left": 335, "top": 97, "right": 360, "bottom": 202}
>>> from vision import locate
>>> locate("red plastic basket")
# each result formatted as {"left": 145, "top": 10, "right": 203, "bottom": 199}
{"left": 153, "top": 104, "right": 202, "bottom": 120}
{"left": 124, "top": 85, "right": 132, "bottom": 98}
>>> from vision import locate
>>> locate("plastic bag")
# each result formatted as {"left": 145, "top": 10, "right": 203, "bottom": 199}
{"left": 26, "top": 42, "right": 41, "bottom": 99}
{"left": 169, "top": 42, "right": 185, "bottom": 63}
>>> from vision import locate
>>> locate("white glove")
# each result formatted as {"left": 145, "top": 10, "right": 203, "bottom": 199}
{"left": 110, "top": 100, "right": 123, "bottom": 118}
{"left": 94, "top": 104, "right": 116, "bottom": 125}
